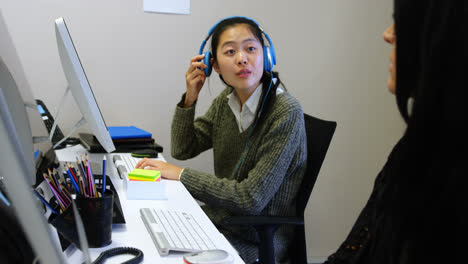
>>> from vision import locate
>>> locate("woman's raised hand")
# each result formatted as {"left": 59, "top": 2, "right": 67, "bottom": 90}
{"left": 184, "top": 54, "right": 207, "bottom": 108}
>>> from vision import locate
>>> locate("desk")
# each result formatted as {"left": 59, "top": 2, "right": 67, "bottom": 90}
{"left": 55, "top": 145, "right": 245, "bottom": 264}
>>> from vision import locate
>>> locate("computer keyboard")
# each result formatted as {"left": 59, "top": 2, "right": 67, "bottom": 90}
{"left": 140, "top": 208, "right": 217, "bottom": 256}
{"left": 113, "top": 154, "right": 142, "bottom": 178}
{"left": 43, "top": 117, "right": 65, "bottom": 144}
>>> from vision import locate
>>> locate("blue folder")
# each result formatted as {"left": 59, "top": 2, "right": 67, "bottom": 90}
{"left": 107, "top": 126, "right": 152, "bottom": 140}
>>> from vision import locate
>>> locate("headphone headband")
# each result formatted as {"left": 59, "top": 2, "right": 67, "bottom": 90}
{"left": 199, "top": 16, "right": 276, "bottom": 76}
{"left": 208, "top": 16, "right": 259, "bottom": 36}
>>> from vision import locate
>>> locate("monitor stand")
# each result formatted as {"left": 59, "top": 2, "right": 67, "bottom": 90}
{"left": 48, "top": 86, "right": 87, "bottom": 149}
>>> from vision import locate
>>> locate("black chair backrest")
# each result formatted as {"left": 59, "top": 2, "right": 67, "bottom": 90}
{"left": 297, "top": 114, "right": 337, "bottom": 217}
{"left": 291, "top": 114, "right": 336, "bottom": 264}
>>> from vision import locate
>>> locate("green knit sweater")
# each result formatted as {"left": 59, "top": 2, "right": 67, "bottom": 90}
{"left": 171, "top": 87, "right": 307, "bottom": 263}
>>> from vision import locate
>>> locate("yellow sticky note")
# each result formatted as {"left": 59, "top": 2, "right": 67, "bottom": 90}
{"left": 128, "top": 169, "right": 161, "bottom": 181}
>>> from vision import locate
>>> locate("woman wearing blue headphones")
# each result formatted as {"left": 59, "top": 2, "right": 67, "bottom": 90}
{"left": 137, "top": 16, "right": 307, "bottom": 263}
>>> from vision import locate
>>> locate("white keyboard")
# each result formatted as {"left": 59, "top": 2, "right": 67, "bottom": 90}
{"left": 140, "top": 208, "right": 217, "bottom": 256}
{"left": 112, "top": 154, "right": 142, "bottom": 178}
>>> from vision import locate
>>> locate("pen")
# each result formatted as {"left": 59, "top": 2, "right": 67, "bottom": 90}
{"left": 84, "top": 154, "right": 89, "bottom": 174}
{"left": 70, "top": 164, "right": 78, "bottom": 182}
{"left": 77, "top": 158, "right": 89, "bottom": 196}
{"left": 78, "top": 175, "right": 86, "bottom": 197}
{"left": 102, "top": 156, "right": 106, "bottom": 195}
{"left": 81, "top": 155, "right": 88, "bottom": 179}
{"left": 85, "top": 155, "right": 92, "bottom": 196}
{"left": 51, "top": 188, "right": 66, "bottom": 211}
{"left": 58, "top": 179, "right": 72, "bottom": 198}
{"left": 50, "top": 168, "right": 61, "bottom": 190}
{"left": 42, "top": 173, "right": 67, "bottom": 205}
{"left": 86, "top": 159, "right": 97, "bottom": 197}
{"left": 48, "top": 168, "right": 58, "bottom": 187}
{"left": 45, "top": 169, "right": 57, "bottom": 190}
{"left": 65, "top": 169, "right": 80, "bottom": 194}
{"left": 0, "top": 190, "right": 10, "bottom": 207}
{"left": 66, "top": 162, "right": 78, "bottom": 183}
{"left": 72, "top": 163, "right": 82, "bottom": 181}
{"left": 58, "top": 183, "right": 72, "bottom": 204}
{"left": 33, "top": 190, "right": 58, "bottom": 215}
{"left": 74, "top": 166, "right": 86, "bottom": 197}
{"left": 52, "top": 168, "right": 62, "bottom": 184}
{"left": 86, "top": 161, "right": 92, "bottom": 196}
{"left": 76, "top": 157, "right": 87, "bottom": 180}
{"left": 43, "top": 176, "right": 67, "bottom": 211}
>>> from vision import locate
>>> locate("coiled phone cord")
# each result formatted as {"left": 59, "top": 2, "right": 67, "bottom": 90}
{"left": 91, "top": 247, "right": 143, "bottom": 264}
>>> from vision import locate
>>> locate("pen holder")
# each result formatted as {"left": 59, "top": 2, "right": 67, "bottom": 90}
{"left": 49, "top": 190, "right": 114, "bottom": 249}
{"left": 76, "top": 190, "right": 114, "bottom": 248}
{"left": 60, "top": 173, "right": 126, "bottom": 224}
{"left": 94, "top": 174, "right": 125, "bottom": 224}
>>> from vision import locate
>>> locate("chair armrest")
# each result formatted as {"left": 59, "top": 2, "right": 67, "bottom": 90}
{"left": 223, "top": 215, "right": 303, "bottom": 227}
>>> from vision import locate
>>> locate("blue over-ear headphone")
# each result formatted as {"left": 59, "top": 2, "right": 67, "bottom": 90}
{"left": 198, "top": 16, "right": 277, "bottom": 76}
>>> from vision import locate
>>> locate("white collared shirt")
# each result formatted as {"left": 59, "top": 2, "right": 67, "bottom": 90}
{"left": 227, "top": 79, "right": 283, "bottom": 132}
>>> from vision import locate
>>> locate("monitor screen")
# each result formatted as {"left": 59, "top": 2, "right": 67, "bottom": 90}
{"left": 0, "top": 11, "right": 64, "bottom": 263}
{"left": 0, "top": 12, "right": 53, "bottom": 185}
{"left": 55, "top": 17, "right": 115, "bottom": 153}
{"left": 37, "top": 104, "right": 46, "bottom": 114}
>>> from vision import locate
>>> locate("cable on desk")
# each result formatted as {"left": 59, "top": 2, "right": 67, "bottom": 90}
{"left": 91, "top": 247, "right": 143, "bottom": 264}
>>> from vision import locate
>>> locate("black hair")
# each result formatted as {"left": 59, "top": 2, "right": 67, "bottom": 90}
{"left": 210, "top": 17, "right": 282, "bottom": 123}
{"left": 370, "top": 1, "right": 467, "bottom": 262}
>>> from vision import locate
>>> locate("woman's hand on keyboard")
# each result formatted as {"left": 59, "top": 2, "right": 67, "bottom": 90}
{"left": 135, "top": 158, "right": 183, "bottom": 181}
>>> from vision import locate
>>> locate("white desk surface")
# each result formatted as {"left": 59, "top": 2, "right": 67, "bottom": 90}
{"left": 55, "top": 144, "right": 245, "bottom": 264}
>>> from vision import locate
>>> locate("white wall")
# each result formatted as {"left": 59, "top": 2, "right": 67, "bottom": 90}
{"left": 1, "top": 0, "right": 404, "bottom": 260}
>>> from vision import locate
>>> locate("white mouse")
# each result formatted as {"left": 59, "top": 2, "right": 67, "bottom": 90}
{"left": 183, "top": 249, "right": 234, "bottom": 264}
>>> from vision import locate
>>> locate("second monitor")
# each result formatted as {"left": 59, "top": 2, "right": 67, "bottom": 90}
{"left": 54, "top": 17, "right": 115, "bottom": 153}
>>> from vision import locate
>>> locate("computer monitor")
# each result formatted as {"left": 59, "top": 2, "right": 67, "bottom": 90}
{"left": 54, "top": 17, "right": 115, "bottom": 153}
{"left": 0, "top": 11, "right": 64, "bottom": 263}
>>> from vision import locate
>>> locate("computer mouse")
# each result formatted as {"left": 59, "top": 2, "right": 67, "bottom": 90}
{"left": 131, "top": 149, "right": 158, "bottom": 158}
{"left": 183, "top": 249, "right": 234, "bottom": 264}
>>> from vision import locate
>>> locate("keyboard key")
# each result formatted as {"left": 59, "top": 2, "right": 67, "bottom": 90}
{"left": 113, "top": 154, "right": 142, "bottom": 178}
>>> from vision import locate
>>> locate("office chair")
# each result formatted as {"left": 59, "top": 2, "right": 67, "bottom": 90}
{"left": 224, "top": 113, "right": 337, "bottom": 264}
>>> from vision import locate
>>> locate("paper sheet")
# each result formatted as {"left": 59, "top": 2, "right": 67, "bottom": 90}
{"left": 143, "top": 0, "right": 190, "bottom": 15}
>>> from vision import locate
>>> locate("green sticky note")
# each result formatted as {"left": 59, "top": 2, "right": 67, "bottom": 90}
{"left": 128, "top": 169, "right": 161, "bottom": 180}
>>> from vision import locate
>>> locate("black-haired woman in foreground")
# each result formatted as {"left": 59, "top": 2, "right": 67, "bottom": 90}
{"left": 325, "top": 1, "right": 467, "bottom": 263}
